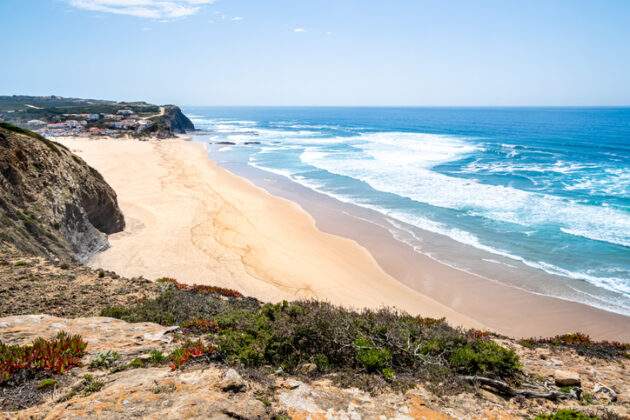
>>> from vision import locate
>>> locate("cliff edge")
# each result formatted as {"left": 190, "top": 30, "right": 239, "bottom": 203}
{"left": 0, "top": 123, "right": 125, "bottom": 261}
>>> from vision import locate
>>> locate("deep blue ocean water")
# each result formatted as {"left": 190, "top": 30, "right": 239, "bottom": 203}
{"left": 184, "top": 107, "right": 630, "bottom": 315}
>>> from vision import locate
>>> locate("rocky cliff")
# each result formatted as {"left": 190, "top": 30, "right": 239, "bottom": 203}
{"left": 0, "top": 123, "right": 125, "bottom": 262}
{"left": 162, "top": 105, "right": 195, "bottom": 133}
{"left": 139, "top": 105, "right": 195, "bottom": 138}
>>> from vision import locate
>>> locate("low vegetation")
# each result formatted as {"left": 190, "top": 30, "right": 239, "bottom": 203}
{"left": 58, "top": 374, "right": 105, "bottom": 402}
{"left": 156, "top": 277, "right": 244, "bottom": 298}
{"left": 89, "top": 350, "right": 121, "bottom": 369}
{"left": 101, "top": 281, "right": 521, "bottom": 390}
{"left": 533, "top": 409, "right": 599, "bottom": 420}
{"left": 519, "top": 332, "right": 629, "bottom": 359}
{"left": 0, "top": 332, "right": 87, "bottom": 384}
{"left": 100, "top": 278, "right": 258, "bottom": 326}
{"left": 168, "top": 340, "right": 216, "bottom": 370}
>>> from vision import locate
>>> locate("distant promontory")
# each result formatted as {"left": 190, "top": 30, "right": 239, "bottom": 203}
{"left": 0, "top": 95, "right": 194, "bottom": 139}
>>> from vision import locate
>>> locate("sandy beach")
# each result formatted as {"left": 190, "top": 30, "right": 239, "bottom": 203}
{"left": 56, "top": 137, "right": 482, "bottom": 330}
{"left": 56, "top": 137, "right": 630, "bottom": 341}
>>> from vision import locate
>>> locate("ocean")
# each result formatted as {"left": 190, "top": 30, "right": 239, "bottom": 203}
{"left": 184, "top": 106, "right": 630, "bottom": 316}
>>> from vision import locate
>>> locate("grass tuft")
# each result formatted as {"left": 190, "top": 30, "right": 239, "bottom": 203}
{"left": 534, "top": 409, "right": 598, "bottom": 420}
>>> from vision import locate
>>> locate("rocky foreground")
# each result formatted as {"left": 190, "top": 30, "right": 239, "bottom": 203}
{"left": 0, "top": 250, "right": 628, "bottom": 419}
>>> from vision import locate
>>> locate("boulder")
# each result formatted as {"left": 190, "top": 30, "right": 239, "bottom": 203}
{"left": 554, "top": 369, "right": 581, "bottom": 387}
{"left": 220, "top": 368, "right": 245, "bottom": 392}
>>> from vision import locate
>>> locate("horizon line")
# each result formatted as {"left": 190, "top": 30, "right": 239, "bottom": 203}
{"left": 181, "top": 104, "right": 630, "bottom": 108}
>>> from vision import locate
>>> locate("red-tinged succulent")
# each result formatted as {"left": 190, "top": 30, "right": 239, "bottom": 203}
{"left": 0, "top": 331, "right": 87, "bottom": 384}
{"left": 168, "top": 341, "right": 216, "bottom": 371}
{"left": 156, "top": 277, "right": 243, "bottom": 298}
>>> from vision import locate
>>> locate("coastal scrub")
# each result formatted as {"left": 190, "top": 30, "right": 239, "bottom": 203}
{"left": 101, "top": 281, "right": 521, "bottom": 389}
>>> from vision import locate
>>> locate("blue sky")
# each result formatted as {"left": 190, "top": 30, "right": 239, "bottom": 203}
{"left": 1, "top": 0, "right": 629, "bottom": 106}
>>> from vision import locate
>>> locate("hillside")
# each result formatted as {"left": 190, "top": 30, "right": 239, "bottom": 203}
{"left": 0, "top": 123, "right": 125, "bottom": 261}
{"left": 0, "top": 95, "right": 194, "bottom": 138}
{"left": 0, "top": 247, "right": 628, "bottom": 418}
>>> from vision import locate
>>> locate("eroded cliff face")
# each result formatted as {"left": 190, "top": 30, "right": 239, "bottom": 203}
{"left": 0, "top": 124, "right": 124, "bottom": 261}
{"left": 163, "top": 105, "right": 195, "bottom": 134}
{"left": 138, "top": 106, "right": 195, "bottom": 138}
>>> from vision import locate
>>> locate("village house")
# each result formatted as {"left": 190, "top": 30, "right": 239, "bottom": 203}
{"left": 26, "top": 119, "right": 46, "bottom": 128}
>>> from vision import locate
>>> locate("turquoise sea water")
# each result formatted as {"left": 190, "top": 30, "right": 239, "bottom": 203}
{"left": 185, "top": 107, "right": 630, "bottom": 315}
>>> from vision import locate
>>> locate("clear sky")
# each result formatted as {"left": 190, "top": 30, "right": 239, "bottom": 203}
{"left": 1, "top": 0, "right": 629, "bottom": 106}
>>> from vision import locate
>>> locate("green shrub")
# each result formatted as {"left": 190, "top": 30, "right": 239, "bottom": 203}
{"left": 100, "top": 306, "right": 134, "bottom": 320}
{"left": 81, "top": 374, "right": 104, "bottom": 395}
{"left": 534, "top": 409, "right": 598, "bottom": 420}
{"left": 148, "top": 350, "right": 166, "bottom": 365}
{"left": 100, "top": 285, "right": 522, "bottom": 387}
{"left": 127, "top": 358, "right": 145, "bottom": 369}
{"left": 89, "top": 350, "right": 121, "bottom": 369}
{"left": 213, "top": 301, "right": 520, "bottom": 384}
{"left": 100, "top": 284, "right": 258, "bottom": 326}
{"left": 449, "top": 340, "right": 520, "bottom": 378}
{"left": 580, "top": 392, "right": 594, "bottom": 405}
{"left": 36, "top": 378, "right": 57, "bottom": 390}
{"left": 313, "top": 354, "right": 330, "bottom": 371}
{"left": 354, "top": 337, "right": 392, "bottom": 372}
{"left": 381, "top": 367, "right": 396, "bottom": 381}
{"left": 58, "top": 374, "right": 105, "bottom": 402}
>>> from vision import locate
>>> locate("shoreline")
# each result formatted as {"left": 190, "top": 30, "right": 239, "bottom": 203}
{"left": 209, "top": 150, "right": 630, "bottom": 341}
{"left": 56, "top": 136, "right": 630, "bottom": 341}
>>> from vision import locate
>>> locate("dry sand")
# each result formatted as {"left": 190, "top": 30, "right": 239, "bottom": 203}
{"left": 56, "top": 137, "right": 482, "bottom": 330}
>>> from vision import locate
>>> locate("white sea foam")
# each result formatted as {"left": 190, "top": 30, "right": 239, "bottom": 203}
{"left": 297, "top": 132, "right": 630, "bottom": 249}
{"left": 249, "top": 152, "right": 630, "bottom": 301}
{"left": 564, "top": 168, "right": 630, "bottom": 197}
{"left": 465, "top": 160, "right": 595, "bottom": 174}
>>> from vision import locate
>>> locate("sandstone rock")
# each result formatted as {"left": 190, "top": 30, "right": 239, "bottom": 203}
{"left": 282, "top": 379, "right": 303, "bottom": 389}
{"left": 0, "top": 314, "right": 174, "bottom": 353}
{"left": 298, "top": 362, "right": 318, "bottom": 375}
{"left": 479, "top": 389, "right": 504, "bottom": 404}
{"left": 617, "top": 388, "right": 630, "bottom": 404}
{"left": 554, "top": 369, "right": 581, "bottom": 387}
{"left": 220, "top": 368, "right": 245, "bottom": 392}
